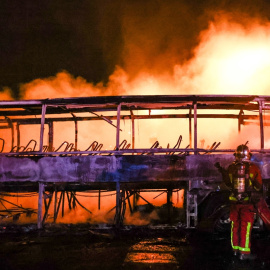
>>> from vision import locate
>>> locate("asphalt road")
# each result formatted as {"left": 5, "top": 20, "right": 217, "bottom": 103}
{"left": 0, "top": 224, "right": 269, "bottom": 270}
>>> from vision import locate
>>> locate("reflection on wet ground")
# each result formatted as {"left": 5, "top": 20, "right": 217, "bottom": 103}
{"left": 123, "top": 231, "right": 270, "bottom": 270}
{"left": 124, "top": 238, "right": 179, "bottom": 265}
{"left": 0, "top": 224, "right": 269, "bottom": 270}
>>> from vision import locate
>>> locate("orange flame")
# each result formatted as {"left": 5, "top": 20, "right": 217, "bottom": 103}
{"left": 2, "top": 15, "right": 270, "bottom": 225}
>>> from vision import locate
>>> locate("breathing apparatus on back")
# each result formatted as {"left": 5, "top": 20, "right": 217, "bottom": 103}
{"left": 231, "top": 144, "right": 251, "bottom": 201}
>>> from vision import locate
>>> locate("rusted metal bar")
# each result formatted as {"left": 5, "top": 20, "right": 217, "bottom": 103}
{"left": 258, "top": 100, "right": 264, "bottom": 150}
{"left": 66, "top": 191, "right": 72, "bottom": 210}
{"left": 238, "top": 109, "right": 244, "bottom": 133}
{"left": 0, "top": 102, "right": 263, "bottom": 118}
{"left": 203, "top": 142, "right": 221, "bottom": 154}
{"left": 23, "top": 139, "right": 37, "bottom": 151}
{"left": 115, "top": 181, "right": 120, "bottom": 226}
{"left": 153, "top": 191, "right": 166, "bottom": 199}
{"left": 39, "top": 104, "right": 47, "bottom": 152}
{"left": 42, "top": 192, "right": 53, "bottom": 224}
{"left": 0, "top": 138, "right": 4, "bottom": 152}
{"left": 98, "top": 189, "right": 101, "bottom": 210}
{"left": 119, "top": 140, "right": 130, "bottom": 150}
{"left": 111, "top": 189, "right": 126, "bottom": 225}
{"left": 55, "top": 141, "right": 70, "bottom": 152}
{"left": 0, "top": 94, "right": 268, "bottom": 108}
{"left": 167, "top": 189, "right": 173, "bottom": 223}
{"left": 0, "top": 113, "right": 264, "bottom": 124}
{"left": 85, "top": 141, "right": 99, "bottom": 152}
{"left": 16, "top": 123, "right": 20, "bottom": 149}
{"left": 5, "top": 117, "right": 14, "bottom": 151}
{"left": 62, "top": 191, "right": 65, "bottom": 217}
{"left": 0, "top": 199, "right": 13, "bottom": 215}
{"left": 0, "top": 147, "right": 238, "bottom": 157}
{"left": 12, "top": 145, "right": 25, "bottom": 152}
{"left": 189, "top": 108, "right": 192, "bottom": 148}
{"left": 72, "top": 193, "right": 92, "bottom": 214}
{"left": 38, "top": 182, "right": 44, "bottom": 229}
{"left": 48, "top": 121, "right": 54, "bottom": 152}
{"left": 54, "top": 189, "right": 58, "bottom": 222}
{"left": 133, "top": 191, "right": 138, "bottom": 211}
{"left": 120, "top": 190, "right": 126, "bottom": 224}
{"left": 0, "top": 197, "right": 36, "bottom": 214}
{"left": 130, "top": 110, "right": 135, "bottom": 150}
{"left": 54, "top": 192, "right": 64, "bottom": 221}
{"left": 71, "top": 113, "right": 78, "bottom": 151}
{"left": 126, "top": 190, "right": 133, "bottom": 214}
{"left": 116, "top": 103, "right": 122, "bottom": 150}
{"left": 168, "top": 135, "right": 182, "bottom": 155}
{"left": 72, "top": 191, "right": 76, "bottom": 208}
{"left": 134, "top": 191, "right": 153, "bottom": 206}
{"left": 193, "top": 102, "right": 197, "bottom": 155}
{"left": 94, "top": 143, "right": 103, "bottom": 153}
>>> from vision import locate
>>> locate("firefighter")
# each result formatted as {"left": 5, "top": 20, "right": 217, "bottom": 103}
{"left": 216, "top": 144, "right": 262, "bottom": 260}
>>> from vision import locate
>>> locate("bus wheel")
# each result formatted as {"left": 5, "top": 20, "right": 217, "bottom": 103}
{"left": 198, "top": 192, "right": 230, "bottom": 233}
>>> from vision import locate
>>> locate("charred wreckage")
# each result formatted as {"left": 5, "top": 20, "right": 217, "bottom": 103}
{"left": 0, "top": 95, "right": 270, "bottom": 232}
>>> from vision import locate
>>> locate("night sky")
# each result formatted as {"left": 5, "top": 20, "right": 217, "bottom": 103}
{"left": 1, "top": 0, "right": 270, "bottom": 99}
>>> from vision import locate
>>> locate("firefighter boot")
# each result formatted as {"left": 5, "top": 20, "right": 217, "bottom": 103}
{"left": 239, "top": 253, "right": 257, "bottom": 261}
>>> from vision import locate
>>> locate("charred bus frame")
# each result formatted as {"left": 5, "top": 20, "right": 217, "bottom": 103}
{"left": 0, "top": 95, "right": 270, "bottom": 230}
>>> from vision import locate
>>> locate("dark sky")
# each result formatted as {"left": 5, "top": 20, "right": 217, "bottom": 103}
{"left": 1, "top": 0, "right": 270, "bottom": 98}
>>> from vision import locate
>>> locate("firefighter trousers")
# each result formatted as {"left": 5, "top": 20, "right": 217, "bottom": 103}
{"left": 230, "top": 203, "right": 255, "bottom": 254}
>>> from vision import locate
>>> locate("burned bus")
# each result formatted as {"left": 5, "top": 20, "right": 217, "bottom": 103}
{"left": 0, "top": 95, "right": 270, "bottom": 232}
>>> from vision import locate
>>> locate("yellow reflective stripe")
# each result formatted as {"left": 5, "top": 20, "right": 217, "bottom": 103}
{"left": 245, "top": 222, "right": 251, "bottom": 249}
{"left": 229, "top": 196, "right": 249, "bottom": 201}
{"left": 238, "top": 222, "right": 251, "bottom": 253}
{"left": 231, "top": 221, "right": 239, "bottom": 250}
{"left": 250, "top": 173, "right": 254, "bottom": 178}
{"left": 239, "top": 246, "right": 250, "bottom": 252}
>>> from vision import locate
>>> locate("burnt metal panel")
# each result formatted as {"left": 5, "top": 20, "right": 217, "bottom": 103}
{"left": 0, "top": 156, "right": 40, "bottom": 182}
{"left": 186, "top": 154, "right": 234, "bottom": 180}
{"left": 0, "top": 155, "right": 186, "bottom": 183}
{"left": 186, "top": 153, "right": 269, "bottom": 181}
{"left": 0, "top": 94, "right": 267, "bottom": 117}
{"left": 252, "top": 153, "right": 270, "bottom": 180}
{"left": 115, "top": 155, "right": 187, "bottom": 182}
{"left": 0, "top": 153, "right": 268, "bottom": 185}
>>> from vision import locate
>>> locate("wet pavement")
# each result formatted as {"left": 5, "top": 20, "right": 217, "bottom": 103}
{"left": 0, "top": 224, "right": 269, "bottom": 270}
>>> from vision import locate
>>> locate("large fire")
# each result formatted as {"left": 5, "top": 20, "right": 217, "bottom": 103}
{"left": 3, "top": 17, "right": 268, "bottom": 99}
{"left": 1, "top": 16, "right": 270, "bottom": 225}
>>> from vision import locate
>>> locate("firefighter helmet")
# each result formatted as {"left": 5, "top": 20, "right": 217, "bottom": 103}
{"left": 234, "top": 144, "right": 250, "bottom": 160}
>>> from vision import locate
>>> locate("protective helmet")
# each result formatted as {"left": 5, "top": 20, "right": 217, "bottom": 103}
{"left": 234, "top": 144, "right": 250, "bottom": 160}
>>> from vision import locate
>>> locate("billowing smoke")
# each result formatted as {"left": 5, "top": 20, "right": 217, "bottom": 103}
{"left": 0, "top": 88, "right": 13, "bottom": 100}
{"left": 15, "top": 14, "right": 270, "bottom": 99}
{"left": 2, "top": 0, "right": 270, "bottom": 98}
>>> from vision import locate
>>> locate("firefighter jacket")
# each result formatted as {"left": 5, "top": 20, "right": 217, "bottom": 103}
{"left": 223, "top": 160, "right": 262, "bottom": 203}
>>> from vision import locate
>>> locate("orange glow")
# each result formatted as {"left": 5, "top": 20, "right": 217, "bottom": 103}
{"left": 0, "top": 88, "right": 13, "bottom": 101}
{"left": 185, "top": 19, "right": 270, "bottom": 95}
{"left": 124, "top": 239, "right": 178, "bottom": 264}
{"left": 0, "top": 190, "right": 183, "bottom": 225}
{"left": 14, "top": 18, "right": 270, "bottom": 100}
{"left": 124, "top": 252, "right": 177, "bottom": 264}
{"left": 2, "top": 16, "right": 270, "bottom": 225}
